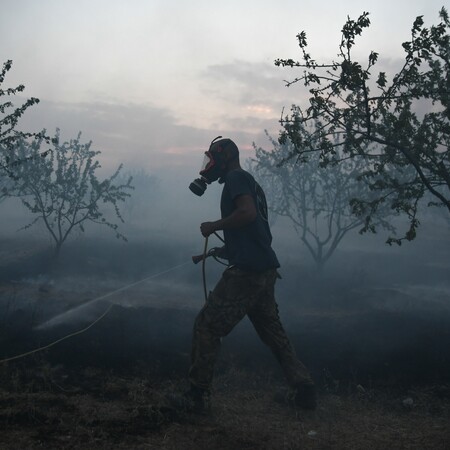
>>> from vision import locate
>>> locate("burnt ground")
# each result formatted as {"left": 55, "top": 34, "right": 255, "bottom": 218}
{"left": 1, "top": 235, "right": 450, "bottom": 449}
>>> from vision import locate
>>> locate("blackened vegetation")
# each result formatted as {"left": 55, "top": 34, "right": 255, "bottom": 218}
{"left": 1, "top": 235, "right": 450, "bottom": 448}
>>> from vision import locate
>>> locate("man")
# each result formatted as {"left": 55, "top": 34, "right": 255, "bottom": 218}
{"left": 184, "top": 137, "right": 315, "bottom": 413}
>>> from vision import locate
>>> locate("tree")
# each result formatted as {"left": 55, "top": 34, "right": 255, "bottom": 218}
{"left": 116, "top": 168, "right": 160, "bottom": 222}
{"left": 0, "top": 60, "right": 46, "bottom": 202}
{"left": 275, "top": 7, "right": 449, "bottom": 244}
{"left": 252, "top": 130, "right": 395, "bottom": 271}
{"left": 16, "top": 130, "right": 134, "bottom": 257}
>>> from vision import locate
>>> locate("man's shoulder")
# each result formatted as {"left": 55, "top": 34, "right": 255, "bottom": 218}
{"left": 224, "top": 169, "right": 254, "bottom": 185}
{"left": 223, "top": 170, "right": 255, "bottom": 200}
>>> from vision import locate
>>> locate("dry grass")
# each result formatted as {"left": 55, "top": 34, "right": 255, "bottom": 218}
{"left": 1, "top": 256, "right": 449, "bottom": 449}
{"left": 0, "top": 362, "right": 449, "bottom": 449}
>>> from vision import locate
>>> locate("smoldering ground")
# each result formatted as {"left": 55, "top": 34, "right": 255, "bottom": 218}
{"left": 0, "top": 176, "right": 450, "bottom": 449}
{"left": 1, "top": 208, "right": 449, "bottom": 381}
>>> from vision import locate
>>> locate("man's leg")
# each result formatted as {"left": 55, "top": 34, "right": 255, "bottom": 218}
{"left": 247, "top": 270, "right": 314, "bottom": 388}
{"left": 189, "top": 267, "right": 256, "bottom": 392}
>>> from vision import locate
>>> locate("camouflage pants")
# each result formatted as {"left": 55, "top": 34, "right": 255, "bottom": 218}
{"left": 189, "top": 266, "right": 313, "bottom": 391}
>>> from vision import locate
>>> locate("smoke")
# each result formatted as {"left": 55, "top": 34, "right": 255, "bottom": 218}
{"left": 1, "top": 135, "right": 449, "bottom": 387}
{"left": 35, "top": 261, "right": 197, "bottom": 330}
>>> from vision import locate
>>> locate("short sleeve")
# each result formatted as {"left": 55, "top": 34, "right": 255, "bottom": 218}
{"left": 225, "top": 170, "right": 252, "bottom": 201}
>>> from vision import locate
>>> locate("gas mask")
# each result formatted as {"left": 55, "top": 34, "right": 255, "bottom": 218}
{"left": 189, "top": 136, "right": 238, "bottom": 196}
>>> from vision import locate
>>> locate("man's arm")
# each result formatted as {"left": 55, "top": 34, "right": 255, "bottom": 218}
{"left": 200, "top": 194, "right": 257, "bottom": 237}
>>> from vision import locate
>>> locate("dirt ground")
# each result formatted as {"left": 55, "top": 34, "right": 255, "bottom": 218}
{"left": 1, "top": 235, "right": 450, "bottom": 449}
{"left": 0, "top": 360, "right": 449, "bottom": 450}
{"left": 1, "top": 294, "right": 450, "bottom": 450}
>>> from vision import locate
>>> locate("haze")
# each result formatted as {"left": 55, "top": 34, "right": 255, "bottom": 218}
{"left": 0, "top": 0, "right": 446, "bottom": 172}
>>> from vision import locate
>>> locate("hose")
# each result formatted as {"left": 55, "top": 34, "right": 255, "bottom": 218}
{"left": 0, "top": 260, "right": 190, "bottom": 364}
{"left": 202, "top": 236, "right": 209, "bottom": 303}
{"left": 200, "top": 231, "right": 226, "bottom": 303}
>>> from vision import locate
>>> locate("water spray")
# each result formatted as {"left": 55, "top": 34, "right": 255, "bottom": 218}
{"left": 0, "top": 260, "right": 191, "bottom": 364}
{"left": 0, "top": 233, "right": 227, "bottom": 364}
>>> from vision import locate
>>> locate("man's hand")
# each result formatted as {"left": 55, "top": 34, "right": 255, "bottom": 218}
{"left": 198, "top": 194, "right": 256, "bottom": 238}
{"left": 200, "top": 221, "right": 217, "bottom": 237}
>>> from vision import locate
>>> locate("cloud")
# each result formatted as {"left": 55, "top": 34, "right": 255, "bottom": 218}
{"left": 14, "top": 96, "right": 272, "bottom": 176}
{"left": 200, "top": 60, "right": 311, "bottom": 135}
{"left": 203, "top": 60, "right": 289, "bottom": 106}
{"left": 6, "top": 59, "right": 312, "bottom": 176}
{"left": 16, "top": 99, "right": 217, "bottom": 170}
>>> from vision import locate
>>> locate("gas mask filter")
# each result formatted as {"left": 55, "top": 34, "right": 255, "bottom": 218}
{"left": 189, "top": 177, "right": 208, "bottom": 196}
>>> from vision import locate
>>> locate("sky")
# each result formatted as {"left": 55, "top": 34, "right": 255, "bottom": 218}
{"left": 0, "top": 0, "right": 446, "bottom": 174}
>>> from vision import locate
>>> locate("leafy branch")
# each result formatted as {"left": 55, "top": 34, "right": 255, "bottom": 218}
{"left": 274, "top": 8, "right": 450, "bottom": 242}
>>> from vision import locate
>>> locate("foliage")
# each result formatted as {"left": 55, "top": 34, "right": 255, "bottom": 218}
{"left": 274, "top": 8, "right": 450, "bottom": 244}
{"left": 252, "top": 130, "right": 395, "bottom": 270}
{"left": 16, "top": 130, "right": 134, "bottom": 256}
{"left": 117, "top": 168, "right": 160, "bottom": 221}
{"left": 0, "top": 60, "right": 46, "bottom": 202}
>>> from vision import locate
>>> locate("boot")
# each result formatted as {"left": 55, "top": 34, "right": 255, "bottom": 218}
{"left": 165, "top": 385, "right": 211, "bottom": 415}
{"left": 293, "top": 383, "right": 317, "bottom": 410}
{"left": 275, "top": 383, "right": 317, "bottom": 410}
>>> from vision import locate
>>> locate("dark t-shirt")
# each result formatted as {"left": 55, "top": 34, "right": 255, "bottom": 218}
{"left": 221, "top": 169, "right": 280, "bottom": 272}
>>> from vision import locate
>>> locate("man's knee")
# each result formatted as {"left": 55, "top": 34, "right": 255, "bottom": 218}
{"left": 193, "top": 308, "right": 211, "bottom": 336}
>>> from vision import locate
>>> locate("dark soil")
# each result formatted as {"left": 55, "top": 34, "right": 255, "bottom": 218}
{"left": 0, "top": 299, "right": 449, "bottom": 450}
{"left": 1, "top": 235, "right": 450, "bottom": 449}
